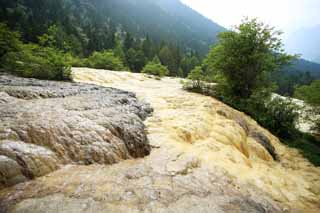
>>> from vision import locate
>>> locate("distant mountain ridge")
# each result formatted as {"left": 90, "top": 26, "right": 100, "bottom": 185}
{"left": 285, "top": 58, "right": 320, "bottom": 78}
{"left": 1, "top": 0, "right": 319, "bottom": 78}
{"left": 0, "top": 0, "right": 225, "bottom": 56}
{"left": 101, "top": 0, "right": 225, "bottom": 55}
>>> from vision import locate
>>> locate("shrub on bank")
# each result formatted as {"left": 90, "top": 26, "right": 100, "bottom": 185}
{"left": 3, "top": 44, "right": 71, "bottom": 80}
{"left": 184, "top": 82, "right": 320, "bottom": 165}
{"left": 142, "top": 57, "right": 169, "bottom": 77}
{"left": 86, "top": 50, "right": 125, "bottom": 71}
{"left": 1, "top": 22, "right": 71, "bottom": 80}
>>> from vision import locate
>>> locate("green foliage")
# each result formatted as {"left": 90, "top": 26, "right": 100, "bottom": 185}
{"left": 244, "top": 96, "right": 299, "bottom": 138}
{"left": 142, "top": 36, "right": 155, "bottom": 60}
{"left": 183, "top": 19, "right": 320, "bottom": 166}
{"left": 281, "top": 133, "right": 320, "bottom": 166}
{"left": 0, "top": 0, "right": 224, "bottom": 59}
{"left": 187, "top": 66, "right": 204, "bottom": 88}
{"left": 0, "top": 22, "right": 22, "bottom": 61}
{"left": 159, "top": 46, "right": 175, "bottom": 73}
{"left": 313, "top": 119, "right": 320, "bottom": 135}
{"left": 124, "top": 33, "right": 135, "bottom": 50}
{"left": 38, "top": 25, "right": 83, "bottom": 56}
{"left": 181, "top": 54, "right": 201, "bottom": 77}
{"left": 294, "top": 80, "right": 320, "bottom": 135}
{"left": 87, "top": 50, "right": 125, "bottom": 71}
{"left": 3, "top": 44, "right": 71, "bottom": 80}
{"left": 294, "top": 80, "right": 320, "bottom": 106}
{"left": 270, "top": 70, "right": 313, "bottom": 96}
{"left": 152, "top": 55, "right": 161, "bottom": 64}
{"left": 142, "top": 56, "right": 169, "bottom": 77}
{"left": 126, "top": 48, "right": 146, "bottom": 72}
{"left": 114, "top": 37, "right": 126, "bottom": 65}
{"left": 65, "top": 54, "right": 87, "bottom": 67}
{"left": 185, "top": 80, "right": 320, "bottom": 165}
{"left": 206, "top": 18, "right": 295, "bottom": 99}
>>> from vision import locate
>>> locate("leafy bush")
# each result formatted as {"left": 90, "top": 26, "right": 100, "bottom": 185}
{"left": 218, "top": 92, "right": 299, "bottom": 138}
{"left": 182, "top": 19, "right": 320, "bottom": 165}
{"left": 294, "top": 80, "right": 320, "bottom": 135}
{"left": 187, "top": 66, "right": 203, "bottom": 88}
{"left": 3, "top": 44, "right": 71, "bottom": 80}
{"left": 313, "top": 119, "right": 320, "bottom": 135}
{"left": 1, "top": 22, "right": 71, "bottom": 80}
{"left": 205, "top": 18, "right": 294, "bottom": 99}
{"left": 38, "top": 25, "right": 83, "bottom": 56}
{"left": 184, "top": 81, "right": 320, "bottom": 165}
{"left": 126, "top": 48, "right": 146, "bottom": 72}
{"left": 248, "top": 96, "right": 299, "bottom": 138}
{"left": 0, "top": 22, "right": 22, "bottom": 62}
{"left": 294, "top": 80, "right": 320, "bottom": 106}
{"left": 142, "top": 57, "right": 169, "bottom": 77}
{"left": 87, "top": 50, "right": 125, "bottom": 70}
{"left": 65, "top": 53, "right": 87, "bottom": 67}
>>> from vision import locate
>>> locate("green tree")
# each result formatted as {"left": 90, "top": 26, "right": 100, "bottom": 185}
{"left": 124, "top": 32, "right": 134, "bottom": 50}
{"left": 142, "top": 56, "right": 169, "bottom": 77}
{"left": 87, "top": 50, "right": 125, "bottom": 71}
{"left": 3, "top": 44, "right": 71, "bottom": 80}
{"left": 181, "top": 55, "right": 200, "bottom": 77}
{"left": 142, "top": 35, "right": 155, "bottom": 60}
{"left": 159, "top": 45, "right": 176, "bottom": 76}
{"left": 207, "top": 18, "right": 294, "bottom": 99}
{"left": 188, "top": 66, "right": 203, "bottom": 88}
{"left": 0, "top": 22, "right": 22, "bottom": 61}
{"left": 152, "top": 55, "right": 161, "bottom": 64}
{"left": 126, "top": 48, "right": 146, "bottom": 72}
{"left": 38, "top": 25, "right": 70, "bottom": 52}
{"left": 294, "top": 80, "right": 320, "bottom": 135}
{"left": 294, "top": 80, "right": 320, "bottom": 106}
{"left": 38, "top": 25, "right": 83, "bottom": 55}
{"left": 114, "top": 37, "right": 126, "bottom": 65}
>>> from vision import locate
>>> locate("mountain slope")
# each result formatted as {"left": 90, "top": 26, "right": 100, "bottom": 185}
{"left": 0, "top": 0, "right": 225, "bottom": 55}
{"left": 96, "top": 0, "right": 225, "bottom": 55}
{"left": 285, "top": 58, "right": 320, "bottom": 78}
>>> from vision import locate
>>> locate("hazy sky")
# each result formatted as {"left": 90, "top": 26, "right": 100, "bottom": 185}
{"left": 181, "top": 0, "right": 320, "bottom": 35}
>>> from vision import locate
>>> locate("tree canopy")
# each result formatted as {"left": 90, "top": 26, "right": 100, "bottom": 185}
{"left": 206, "top": 18, "right": 294, "bottom": 99}
{"left": 294, "top": 80, "right": 320, "bottom": 106}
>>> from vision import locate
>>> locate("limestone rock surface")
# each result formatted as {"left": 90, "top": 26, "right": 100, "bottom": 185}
{"left": 0, "top": 74, "right": 152, "bottom": 189}
{"left": 0, "top": 69, "right": 320, "bottom": 213}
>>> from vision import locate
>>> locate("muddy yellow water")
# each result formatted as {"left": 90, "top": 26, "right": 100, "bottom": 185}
{"left": 71, "top": 68, "right": 320, "bottom": 211}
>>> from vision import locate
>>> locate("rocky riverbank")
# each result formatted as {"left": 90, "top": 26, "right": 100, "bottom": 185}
{"left": 0, "top": 69, "right": 319, "bottom": 212}
{"left": 0, "top": 74, "right": 152, "bottom": 190}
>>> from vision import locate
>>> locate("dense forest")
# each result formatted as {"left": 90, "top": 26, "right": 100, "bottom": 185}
{"left": 0, "top": 0, "right": 226, "bottom": 77}
{"left": 272, "top": 59, "right": 320, "bottom": 96}
{"left": 1, "top": 0, "right": 320, "bottom": 83}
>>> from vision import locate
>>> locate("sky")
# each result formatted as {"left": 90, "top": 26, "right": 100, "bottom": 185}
{"left": 181, "top": 0, "right": 320, "bottom": 35}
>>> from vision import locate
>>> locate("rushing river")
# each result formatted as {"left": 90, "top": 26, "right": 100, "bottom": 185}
{"left": 72, "top": 68, "right": 320, "bottom": 211}
{"left": 1, "top": 68, "right": 319, "bottom": 212}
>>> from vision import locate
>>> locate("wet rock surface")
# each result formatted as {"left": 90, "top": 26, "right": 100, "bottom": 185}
{"left": 0, "top": 74, "right": 152, "bottom": 189}
{"left": 0, "top": 158, "right": 283, "bottom": 213}
{"left": 0, "top": 69, "right": 319, "bottom": 212}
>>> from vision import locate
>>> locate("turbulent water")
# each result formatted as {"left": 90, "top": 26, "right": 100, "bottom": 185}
{"left": 73, "top": 68, "right": 320, "bottom": 210}
{"left": 0, "top": 68, "right": 319, "bottom": 212}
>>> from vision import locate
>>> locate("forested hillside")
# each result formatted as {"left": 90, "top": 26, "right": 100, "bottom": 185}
{"left": 0, "top": 0, "right": 224, "bottom": 77}
{"left": 1, "top": 0, "right": 320, "bottom": 86}
{"left": 288, "top": 58, "right": 320, "bottom": 78}
{"left": 1, "top": 0, "right": 223, "bottom": 55}
{"left": 272, "top": 58, "right": 320, "bottom": 96}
